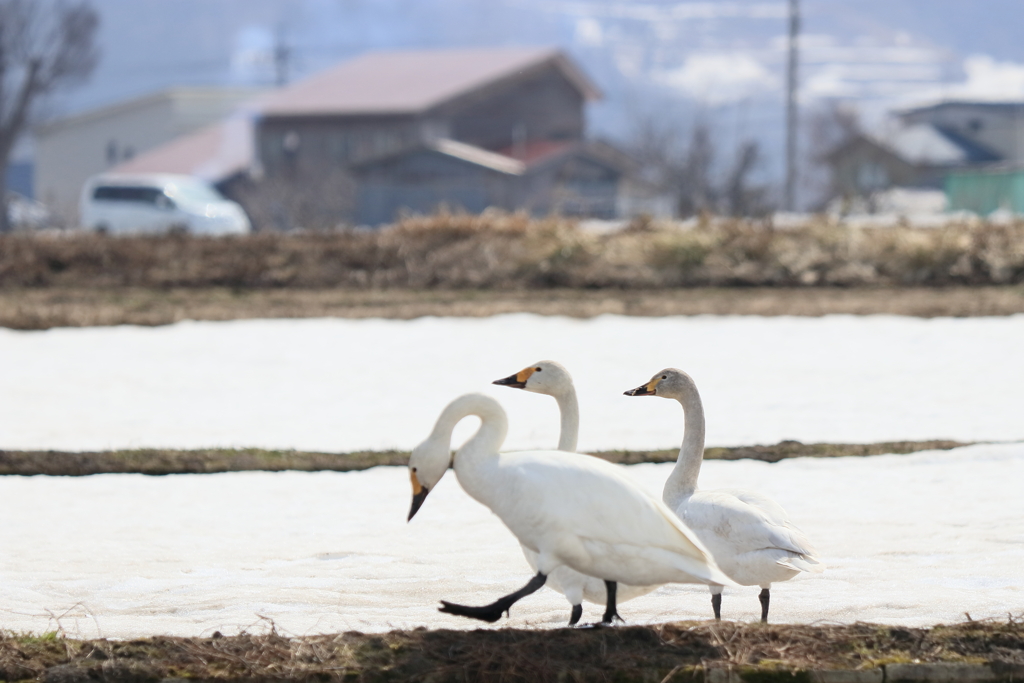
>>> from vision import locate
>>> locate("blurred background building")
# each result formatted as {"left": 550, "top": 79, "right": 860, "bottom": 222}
{"left": 10, "top": 0, "right": 1024, "bottom": 229}
{"left": 35, "top": 88, "right": 263, "bottom": 223}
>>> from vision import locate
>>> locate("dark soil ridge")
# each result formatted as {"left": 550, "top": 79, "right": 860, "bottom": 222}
{"left": 0, "top": 440, "right": 971, "bottom": 477}
{"left": 2, "top": 619, "right": 1022, "bottom": 683}
{"left": 5, "top": 286, "right": 1024, "bottom": 331}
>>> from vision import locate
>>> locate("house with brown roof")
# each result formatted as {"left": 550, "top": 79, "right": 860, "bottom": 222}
{"left": 111, "top": 46, "right": 624, "bottom": 228}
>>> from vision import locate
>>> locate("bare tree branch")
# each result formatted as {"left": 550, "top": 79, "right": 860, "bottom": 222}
{"left": 624, "top": 112, "right": 777, "bottom": 218}
{"left": 723, "top": 140, "right": 770, "bottom": 217}
{"left": 677, "top": 122, "right": 716, "bottom": 217}
{"left": 0, "top": 0, "right": 100, "bottom": 232}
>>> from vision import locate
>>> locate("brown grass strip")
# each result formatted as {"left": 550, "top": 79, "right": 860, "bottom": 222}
{"left": 0, "top": 440, "right": 972, "bottom": 476}
{"left": 2, "top": 286, "right": 1024, "bottom": 330}
{"left": 3, "top": 213, "right": 1024, "bottom": 291}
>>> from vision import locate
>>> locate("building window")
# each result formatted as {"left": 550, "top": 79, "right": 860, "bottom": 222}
{"left": 856, "top": 162, "right": 889, "bottom": 193}
{"left": 283, "top": 130, "right": 301, "bottom": 154}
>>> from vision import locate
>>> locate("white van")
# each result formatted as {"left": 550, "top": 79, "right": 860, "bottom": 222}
{"left": 80, "top": 174, "right": 251, "bottom": 235}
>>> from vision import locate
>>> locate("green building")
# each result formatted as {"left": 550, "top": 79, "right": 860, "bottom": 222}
{"left": 946, "top": 166, "right": 1024, "bottom": 214}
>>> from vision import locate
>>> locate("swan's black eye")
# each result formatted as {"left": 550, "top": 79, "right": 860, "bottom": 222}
{"left": 535, "top": 367, "right": 542, "bottom": 372}
{"left": 661, "top": 375, "right": 667, "bottom": 380}
{"left": 412, "top": 467, "right": 417, "bottom": 472}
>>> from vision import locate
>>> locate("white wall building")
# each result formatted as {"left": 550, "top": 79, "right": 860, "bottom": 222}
{"left": 34, "top": 87, "right": 262, "bottom": 224}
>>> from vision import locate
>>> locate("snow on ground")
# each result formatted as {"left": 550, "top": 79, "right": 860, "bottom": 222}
{"left": 1, "top": 314, "right": 1021, "bottom": 636}
{"left": 1, "top": 314, "right": 1024, "bottom": 452}
{"left": 1, "top": 443, "right": 1021, "bottom": 637}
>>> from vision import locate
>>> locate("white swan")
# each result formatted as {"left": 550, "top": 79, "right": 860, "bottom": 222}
{"left": 625, "top": 368, "right": 824, "bottom": 622}
{"left": 494, "top": 361, "right": 580, "bottom": 452}
{"left": 408, "top": 393, "right": 734, "bottom": 625}
{"left": 493, "top": 361, "right": 660, "bottom": 625}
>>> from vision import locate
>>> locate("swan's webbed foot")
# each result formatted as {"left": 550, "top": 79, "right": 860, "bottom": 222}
{"left": 576, "top": 621, "right": 613, "bottom": 629}
{"left": 600, "top": 580, "right": 623, "bottom": 625}
{"left": 438, "top": 601, "right": 505, "bottom": 623}
{"left": 599, "top": 611, "right": 622, "bottom": 625}
{"left": 438, "top": 572, "right": 547, "bottom": 624}
{"left": 568, "top": 604, "right": 583, "bottom": 626}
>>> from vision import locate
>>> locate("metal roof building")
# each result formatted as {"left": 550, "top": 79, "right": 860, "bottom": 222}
{"left": 102, "top": 47, "right": 619, "bottom": 228}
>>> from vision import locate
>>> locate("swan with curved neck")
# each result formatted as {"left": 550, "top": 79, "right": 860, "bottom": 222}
{"left": 408, "top": 392, "right": 734, "bottom": 626}
{"left": 625, "top": 368, "right": 824, "bottom": 622}
{"left": 493, "top": 361, "right": 659, "bottom": 625}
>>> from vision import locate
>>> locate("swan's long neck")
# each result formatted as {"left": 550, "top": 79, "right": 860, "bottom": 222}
{"left": 663, "top": 380, "right": 706, "bottom": 509}
{"left": 554, "top": 386, "right": 580, "bottom": 452}
{"left": 445, "top": 395, "right": 507, "bottom": 503}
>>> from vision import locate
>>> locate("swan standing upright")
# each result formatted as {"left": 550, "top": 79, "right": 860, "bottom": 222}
{"left": 625, "top": 368, "right": 824, "bottom": 622}
{"left": 493, "top": 361, "right": 659, "bottom": 625}
{"left": 408, "top": 392, "right": 734, "bottom": 625}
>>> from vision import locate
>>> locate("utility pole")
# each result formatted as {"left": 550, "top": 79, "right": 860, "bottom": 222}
{"left": 784, "top": 0, "right": 800, "bottom": 211}
{"left": 274, "top": 25, "right": 291, "bottom": 87}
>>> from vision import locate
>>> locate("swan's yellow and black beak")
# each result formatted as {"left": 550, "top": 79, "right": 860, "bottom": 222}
{"left": 493, "top": 366, "right": 536, "bottom": 389}
{"left": 408, "top": 470, "right": 430, "bottom": 521}
{"left": 624, "top": 377, "right": 660, "bottom": 396}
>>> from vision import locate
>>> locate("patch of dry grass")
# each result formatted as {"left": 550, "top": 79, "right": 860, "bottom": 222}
{"left": 0, "top": 440, "right": 971, "bottom": 476}
{"left": 1, "top": 618, "right": 1021, "bottom": 682}
{"left": 4, "top": 212, "right": 1024, "bottom": 291}
{"left": 4, "top": 213, "right": 1024, "bottom": 328}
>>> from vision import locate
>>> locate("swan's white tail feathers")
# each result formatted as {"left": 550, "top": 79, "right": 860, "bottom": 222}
{"left": 684, "top": 557, "right": 741, "bottom": 589}
{"left": 655, "top": 501, "right": 738, "bottom": 586}
{"left": 777, "top": 554, "right": 825, "bottom": 574}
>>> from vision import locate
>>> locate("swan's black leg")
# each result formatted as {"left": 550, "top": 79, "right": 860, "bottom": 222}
{"left": 601, "top": 580, "right": 622, "bottom": 624}
{"left": 711, "top": 593, "right": 722, "bottom": 621}
{"left": 568, "top": 604, "right": 583, "bottom": 626}
{"left": 758, "top": 588, "right": 770, "bottom": 623}
{"left": 439, "top": 572, "right": 547, "bottom": 623}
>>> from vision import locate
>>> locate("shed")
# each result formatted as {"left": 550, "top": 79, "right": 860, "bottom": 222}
{"left": 352, "top": 139, "right": 624, "bottom": 225}
{"left": 353, "top": 139, "right": 524, "bottom": 226}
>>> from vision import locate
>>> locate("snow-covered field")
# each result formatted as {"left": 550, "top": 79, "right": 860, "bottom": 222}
{"left": 1, "top": 314, "right": 1022, "bottom": 636}
{"left": 1, "top": 314, "right": 1023, "bottom": 452}
{"left": 1, "top": 444, "right": 1021, "bottom": 637}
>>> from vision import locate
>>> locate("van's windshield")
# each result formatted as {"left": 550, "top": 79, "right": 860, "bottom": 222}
{"left": 165, "top": 183, "right": 224, "bottom": 205}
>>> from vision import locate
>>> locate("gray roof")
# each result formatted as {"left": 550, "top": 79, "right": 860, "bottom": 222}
{"left": 899, "top": 100, "right": 1024, "bottom": 118}
{"left": 829, "top": 121, "right": 1004, "bottom": 168}
{"left": 880, "top": 123, "right": 969, "bottom": 165}
{"left": 256, "top": 47, "right": 601, "bottom": 118}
